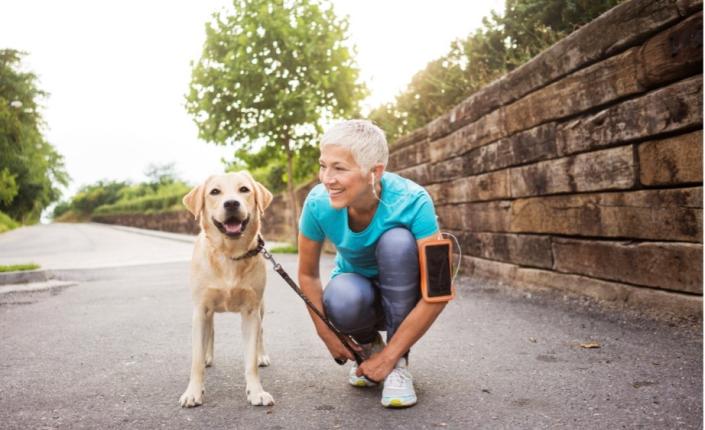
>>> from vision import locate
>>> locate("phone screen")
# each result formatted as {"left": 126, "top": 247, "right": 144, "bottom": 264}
{"left": 425, "top": 243, "right": 452, "bottom": 297}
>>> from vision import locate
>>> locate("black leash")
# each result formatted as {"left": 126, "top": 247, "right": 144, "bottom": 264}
{"left": 256, "top": 236, "right": 367, "bottom": 366}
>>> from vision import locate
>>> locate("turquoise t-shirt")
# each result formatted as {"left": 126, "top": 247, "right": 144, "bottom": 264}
{"left": 299, "top": 172, "right": 439, "bottom": 278}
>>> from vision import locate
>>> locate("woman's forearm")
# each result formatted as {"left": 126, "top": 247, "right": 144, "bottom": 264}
{"left": 381, "top": 300, "right": 446, "bottom": 362}
{"left": 298, "top": 274, "right": 329, "bottom": 335}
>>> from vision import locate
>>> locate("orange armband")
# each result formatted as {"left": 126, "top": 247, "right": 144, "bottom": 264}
{"left": 419, "top": 237, "right": 455, "bottom": 303}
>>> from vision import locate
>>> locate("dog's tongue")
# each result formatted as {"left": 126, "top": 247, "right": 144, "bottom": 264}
{"left": 224, "top": 221, "right": 243, "bottom": 234}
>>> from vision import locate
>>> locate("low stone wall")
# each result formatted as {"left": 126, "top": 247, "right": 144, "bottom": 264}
{"left": 92, "top": 211, "right": 199, "bottom": 235}
{"left": 386, "top": 0, "right": 703, "bottom": 319}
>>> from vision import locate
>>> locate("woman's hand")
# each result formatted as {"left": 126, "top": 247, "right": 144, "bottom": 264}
{"left": 356, "top": 349, "right": 397, "bottom": 382}
{"left": 319, "top": 328, "right": 362, "bottom": 363}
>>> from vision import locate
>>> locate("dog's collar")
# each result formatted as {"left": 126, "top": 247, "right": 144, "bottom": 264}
{"left": 231, "top": 235, "right": 266, "bottom": 261}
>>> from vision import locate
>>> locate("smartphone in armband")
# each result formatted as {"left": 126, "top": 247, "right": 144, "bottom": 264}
{"left": 419, "top": 237, "right": 455, "bottom": 303}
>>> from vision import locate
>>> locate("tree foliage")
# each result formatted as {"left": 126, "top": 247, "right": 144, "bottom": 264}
{"left": 187, "top": 0, "right": 367, "bottom": 241}
{"left": 187, "top": 0, "right": 366, "bottom": 151}
{"left": 224, "top": 143, "right": 320, "bottom": 194}
{"left": 369, "top": 0, "right": 622, "bottom": 143}
{"left": 0, "top": 49, "right": 69, "bottom": 223}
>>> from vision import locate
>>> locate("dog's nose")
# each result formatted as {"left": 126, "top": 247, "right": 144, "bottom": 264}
{"left": 224, "top": 200, "right": 240, "bottom": 210}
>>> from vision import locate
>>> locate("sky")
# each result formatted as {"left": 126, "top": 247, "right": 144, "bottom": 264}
{"left": 1, "top": 0, "right": 504, "bottom": 200}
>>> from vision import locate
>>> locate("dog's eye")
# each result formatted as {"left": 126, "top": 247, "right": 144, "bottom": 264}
{"left": 239, "top": 186, "right": 250, "bottom": 193}
{"left": 209, "top": 189, "right": 221, "bottom": 196}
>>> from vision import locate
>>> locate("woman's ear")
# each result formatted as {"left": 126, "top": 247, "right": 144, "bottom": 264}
{"left": 372, "top": 163, "right": 385, "bottom": 183}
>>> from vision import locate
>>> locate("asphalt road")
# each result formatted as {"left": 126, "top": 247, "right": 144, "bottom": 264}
{"left": 0, "top": 223, "right": 702, "bottom": 429}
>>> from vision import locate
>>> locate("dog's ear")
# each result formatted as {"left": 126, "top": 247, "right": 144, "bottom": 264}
{"left": 183, "top": 181, "right": 207, "bottom": 220}
{"left": 242, "top": 171, "right": 273, "bottom": 215}
{"left": 255, "top": 181, "right": 274, "bottom": 215}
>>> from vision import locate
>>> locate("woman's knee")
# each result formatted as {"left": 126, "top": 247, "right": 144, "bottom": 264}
{"left": 322, "top": 273, "right": 377, "bottom": 331}
{"left": 376, "top": 227, "right": 418, "bottom": 270}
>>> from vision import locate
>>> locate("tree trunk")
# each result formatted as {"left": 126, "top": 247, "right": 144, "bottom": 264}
{"left": 285, "top": 139, "right": 299, "bottom": 246}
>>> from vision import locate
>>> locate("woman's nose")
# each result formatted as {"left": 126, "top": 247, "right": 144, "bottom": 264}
{"left": 320, "top": 168, "right": 336, "bottom": 183}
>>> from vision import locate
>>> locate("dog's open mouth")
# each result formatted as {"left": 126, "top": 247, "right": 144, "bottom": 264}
{"left": 212, "top": 215, "right": 250, "bottom": 238}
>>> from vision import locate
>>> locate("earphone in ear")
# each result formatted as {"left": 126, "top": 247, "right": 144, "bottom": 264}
{"left": 371, "top": 174, "right": 380, "bottom": 200}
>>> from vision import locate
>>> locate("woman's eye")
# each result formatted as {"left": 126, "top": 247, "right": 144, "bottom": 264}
{"left": 239, "top": 186, "right": 250, "bottom": 193}
{"left": 209, "top": 189, "right": 220, "bottom": 195}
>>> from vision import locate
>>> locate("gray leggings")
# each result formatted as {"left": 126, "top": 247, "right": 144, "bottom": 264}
{"left": 323, "top": 228, "right": 420, "bottom": 345}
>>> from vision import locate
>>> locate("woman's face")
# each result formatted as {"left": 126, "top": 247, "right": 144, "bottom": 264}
{"left": 318, "top": 144, "right": 371, "bottom": 209}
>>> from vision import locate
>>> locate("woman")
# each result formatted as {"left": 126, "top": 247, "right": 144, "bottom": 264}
{"left": 297, "top": 119, "right": 447, "bottom": 408}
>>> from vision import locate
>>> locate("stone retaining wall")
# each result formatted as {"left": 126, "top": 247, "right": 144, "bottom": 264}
{"left": 385, "top": 0, "right": 703, "bottom": 318}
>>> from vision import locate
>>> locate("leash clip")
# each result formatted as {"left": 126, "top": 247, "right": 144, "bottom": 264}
{"left": 259, "top": 245, "right": 282, "bottom": 272}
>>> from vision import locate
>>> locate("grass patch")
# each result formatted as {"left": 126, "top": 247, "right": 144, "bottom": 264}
{"left": 0, "top": 211, "right": 19, "bottom": 233}
{"left": 0, "top": 263, "right": 40, "bottom": 272}
{"left": 269, "top": 244, "right": 298, "bottom": 254}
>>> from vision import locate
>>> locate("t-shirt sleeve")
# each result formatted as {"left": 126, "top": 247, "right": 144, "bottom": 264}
{"left": 299, "top": 195, "right": 325, "bottom": 242}
{"left": 410, "top": 191, "right": 439, "bottom": 240}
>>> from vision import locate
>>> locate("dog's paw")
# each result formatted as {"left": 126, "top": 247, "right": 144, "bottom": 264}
{"left": 205, "top": 355, "right": 213, "bottom": 367}
{"left": 247, "top": 389, "right": 274, "bottom": 406}
{"left": 179, "top": 385, "right": 205, "bottom": 408}
{"left": 257, "top": 354, "right": 271, "bottom": 367}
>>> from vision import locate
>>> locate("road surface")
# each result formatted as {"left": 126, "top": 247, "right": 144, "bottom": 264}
{"left": 0, "top": 223, "right": 701, "bottom": 429}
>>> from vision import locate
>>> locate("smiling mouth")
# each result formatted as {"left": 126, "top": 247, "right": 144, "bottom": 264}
{"left": 328, "top": 188, "right": 344, "bottom": 197}
{"left": 212, "top": 215, "right": 250, "bottom": 238}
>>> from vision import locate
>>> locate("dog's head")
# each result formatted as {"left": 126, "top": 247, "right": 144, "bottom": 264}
{"left": 182, "top": 171, "right": 273, "bottom": 239}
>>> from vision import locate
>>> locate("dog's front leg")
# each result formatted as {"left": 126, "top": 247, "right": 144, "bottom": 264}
{"left": 179, "top": 306, "right": 210, "bottom": 407}
{"left": 242, "top": 309, "right": 274, "bottom": 406}
{"left": 257, "top": 302, "right": 270, "bottom": 367}
{"left": 205, "top": 314, "right": 214, "bottom": 367}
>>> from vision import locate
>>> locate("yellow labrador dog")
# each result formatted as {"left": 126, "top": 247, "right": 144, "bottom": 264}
{"left": 179, "top": 171, "right": 274, "bottom": 407}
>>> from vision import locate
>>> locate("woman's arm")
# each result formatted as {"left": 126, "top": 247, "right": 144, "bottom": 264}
{"left": 297, "top": 233, "right": 359, "bottom": 361}
{"left": 356, "top": 233, "right": 447, "bottom": 381}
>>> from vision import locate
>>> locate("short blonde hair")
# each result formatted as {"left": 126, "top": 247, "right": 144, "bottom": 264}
{"left": 320, "top": 120, "right": 388, "bottom": 172}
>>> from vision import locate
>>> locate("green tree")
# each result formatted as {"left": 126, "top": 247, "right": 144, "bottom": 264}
{"left": 225, "top": 143, "right": 320, "bottom": 194}
{"left": 144, "top": 162, "right": 179, "bottom": 190}
{"left": 370, "top": 0, "right": 621, "bottom": 143}
{"left": 186, "top": 0, "right": 367, "bottom": 241}
{"left": 0, "top": 49, "right": 69, "bottom": 223}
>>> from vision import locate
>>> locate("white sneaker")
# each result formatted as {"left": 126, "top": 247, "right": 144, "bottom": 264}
{"left": 348, "top": 333, "right": 385, "bottom": 387}
{"left": 381, "top": 358, "right": 417, "bottom": 408}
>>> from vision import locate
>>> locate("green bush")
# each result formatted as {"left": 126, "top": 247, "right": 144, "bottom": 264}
{"left": 94, "top": 183, "right": 190, "bottom": 215}
{"left": 71, "top": 180, "right": 128, "bottom": 215}
{"left": 51, "top": 200, "right": 71, "bottom": 219}
{"left": 0, "top": 210, "right": 19, "bottom": 233}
